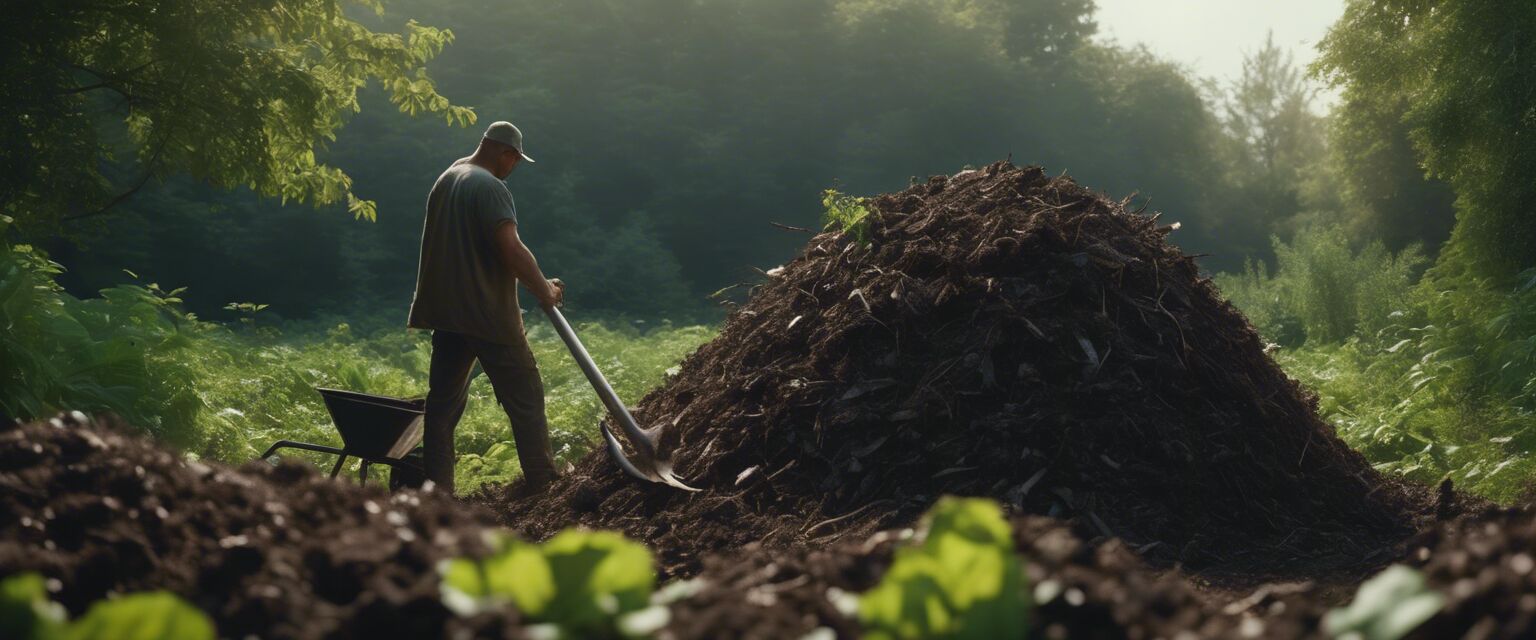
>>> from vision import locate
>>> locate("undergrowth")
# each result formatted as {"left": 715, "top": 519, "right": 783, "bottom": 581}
{"left": 1218, "top": 227, "right": 1536, "bottom": 501}
{"left": 1, "top": 222, "right": 714, "bottom": 493}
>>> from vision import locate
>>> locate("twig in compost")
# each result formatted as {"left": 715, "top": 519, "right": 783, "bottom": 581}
{"left": 803, "top": 500, "right": 892, "bottom": 538}
{"left": 770, "top": 221, "right": 813, "bottom": 233}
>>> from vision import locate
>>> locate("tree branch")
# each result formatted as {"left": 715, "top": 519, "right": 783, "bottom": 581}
{"left": 63, "top": 135, "right": 171, "bottom": 222}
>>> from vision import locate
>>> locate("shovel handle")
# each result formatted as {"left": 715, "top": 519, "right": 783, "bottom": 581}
{"left": 541, "top": 306, "right": 656, "bottom": 457}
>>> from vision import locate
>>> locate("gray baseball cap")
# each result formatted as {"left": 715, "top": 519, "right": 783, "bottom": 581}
{"left": 483, "top": 121, "right": 535, "bottom": 163}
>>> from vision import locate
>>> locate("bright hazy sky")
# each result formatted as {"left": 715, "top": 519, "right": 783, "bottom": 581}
{"left": 1093, "top": 0, "right": 1345, "bottom": 109}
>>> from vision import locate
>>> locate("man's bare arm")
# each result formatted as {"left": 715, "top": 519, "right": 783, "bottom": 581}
{"left": 494, "top": 222, "right": 564, "bottom": 307}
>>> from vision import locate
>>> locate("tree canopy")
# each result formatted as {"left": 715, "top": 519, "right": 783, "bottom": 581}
{"left": 0, "top": 0, "right": 474, "bottom": 235}
{"left": 1315, "top": 0, "right": 1536, "bottom": 278}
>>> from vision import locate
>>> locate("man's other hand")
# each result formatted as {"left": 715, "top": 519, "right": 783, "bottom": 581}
{"left": 541, "top": 278, "right": 565, "bottom": 308}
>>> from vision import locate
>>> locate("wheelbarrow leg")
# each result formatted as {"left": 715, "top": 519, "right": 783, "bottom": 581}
{"left": 330, "top": 454, "right": 348, "bottom": 479}
{"left": 359, "top": 461, "right": 371, "bottom": 485}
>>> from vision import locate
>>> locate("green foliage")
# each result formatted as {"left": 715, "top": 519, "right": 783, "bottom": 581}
{"left": 0, "top": 235, "right": 712, "bottom": 492}
{"left": 440, "top": 530, "right": 658, "bottom": 638}
{"left": 1, "top": 574, "right": 67, "bottom": 640}
{"left": 1215, "top": 227, "right": 1424, "bottom": 345}
{"left": 2, "top": 0, "right": 474, "bottom": 234}
{"left": 0, "top": 574, "right": 212, "bottom": 640}
{"left": 822, "top": 190, "right": 873, "bottom": 246}
{"left": 859, "top": 497, "right": 1029, "bottom": 639}
{"left": 67, "top": 593, "right": 215, "bottom": 640}
{"left": 1324, "top": 565, "right": 1443, "bottom": 640}
{"left": 1221, "top": 242, "right": 1536, "bottom": 500}
{"left": 1316, "top": 0, "right": 1536, "bottom": 278}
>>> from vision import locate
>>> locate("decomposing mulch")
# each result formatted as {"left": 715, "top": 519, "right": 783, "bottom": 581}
{"left": 1402, "top": 501, "right": 1536, "bottom": 639}
{"left": 668, "top": 501, "right": 1536, "bottom": 640}
{"left": 0, "top": 413, "right": 520, "bottom": 640}
{"left": 4, "top": 414, "right": 1528, "bottom": 639}
{"left": 478, "top": 161, "right": 1432, "bottom": 581}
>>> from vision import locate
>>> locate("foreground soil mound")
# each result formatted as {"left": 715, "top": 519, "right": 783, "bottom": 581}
{"left": 0, "top": 414, "right": 516, "bottom": 640}
{"left": 667, "top": 515, "right": 1330, "bottom": 639}
{"left": 1404, "top": 502, "right": 1536, "bottom": 638}
{"left": 669, "top": 504, "right": 1536, "bottom": 640}
{"left": 484, "top": 161, "right": 1426, "bottom": 577}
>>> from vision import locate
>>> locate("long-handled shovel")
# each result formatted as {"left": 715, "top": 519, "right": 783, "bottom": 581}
{"left": 542, "top": 305, "right": 700, "bottom": 492}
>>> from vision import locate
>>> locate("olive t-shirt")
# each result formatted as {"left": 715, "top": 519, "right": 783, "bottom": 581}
{"left": 407, "top": 158, "right": 525, "bottom": 344}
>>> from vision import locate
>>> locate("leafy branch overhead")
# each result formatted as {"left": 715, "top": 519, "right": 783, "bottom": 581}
{"left": 2, "top": 0, "right": 476, "bottom": 232}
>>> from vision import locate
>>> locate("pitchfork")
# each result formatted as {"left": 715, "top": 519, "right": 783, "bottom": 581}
{"left": 542, "top": 305, "right": 700, "bottom": 492}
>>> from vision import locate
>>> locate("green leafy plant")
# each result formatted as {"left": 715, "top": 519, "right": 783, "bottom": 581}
{"left": 440, "top": 529, "right": 659, "bottom": 638}
{"left": 858, "top": 497, "right": 1030, "bottom": 639}
{"left": 822, "top": 190, "right": 873, "bottom": 247}
{"left": 1, "top": 573, "right": 66, "bottom": 640}
{"left": 0, "top": 573, "right": 213, "bottom": 640}
{"left": 1324, "top": 565, "right": 1443, "bottom": 640}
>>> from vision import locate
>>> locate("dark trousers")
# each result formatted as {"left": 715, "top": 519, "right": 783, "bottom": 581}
{"left": 424, "top": 330, "right": 557, "bottom": 494}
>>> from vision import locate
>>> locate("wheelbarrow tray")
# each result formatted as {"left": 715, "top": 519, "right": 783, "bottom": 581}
{"left": 317, "top": 387, "right": 424, "bottom": 460}
{"left": 260, "top": 388, "right": 426, "bottom": 486}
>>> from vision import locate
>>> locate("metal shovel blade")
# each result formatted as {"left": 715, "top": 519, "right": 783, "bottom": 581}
{"left": 544, "top": 305, "right": 700, "bottom": 492}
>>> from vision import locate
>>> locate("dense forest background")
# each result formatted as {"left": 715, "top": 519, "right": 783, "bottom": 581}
{"left": 34, "top": 0, "right": 1453, "bottom": 322}
{"left": 5, "top": 0, "right": 1534, "bottom": 498}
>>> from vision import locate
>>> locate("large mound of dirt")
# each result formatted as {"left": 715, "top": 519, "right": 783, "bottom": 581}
{"left": 0, "top": 414, "right": 518, "bottom": 640}
{"left": 482, "top": 161, "right": 1427, "bottom": 578}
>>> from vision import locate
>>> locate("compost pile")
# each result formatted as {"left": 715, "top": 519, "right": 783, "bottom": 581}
{"left": 484, "top": 161, "right": 1426, "bottom": 578}
{"left": 0, "top": 414, "right": 518, "bottom": 640}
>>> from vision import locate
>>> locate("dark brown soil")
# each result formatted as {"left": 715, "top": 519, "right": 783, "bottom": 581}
{"left": 4, "top": 414, "right": 1526, "bottom": 639}
{"left": 476, "top": 161, "right": 1429, "bottom": 581}
{"left": 0, "top": 413, "right": 521, "bottom": 640}
{"left": 669, "top": 501, "right": 1536, "bottom": 640}
{"left": 1403, "top": 502, "right": 1536, "bottom": 639}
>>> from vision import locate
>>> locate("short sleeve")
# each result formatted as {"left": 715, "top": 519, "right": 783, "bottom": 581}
{"left": 474, "top": 173, "right": 518, "bottom": 233}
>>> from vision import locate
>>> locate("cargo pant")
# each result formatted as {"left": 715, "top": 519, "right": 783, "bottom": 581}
{"left": 423, "top": 330, "right": 557, "bottom": 494}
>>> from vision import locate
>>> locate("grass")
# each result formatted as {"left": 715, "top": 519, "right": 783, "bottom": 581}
{"left": 2, "top": 229, "right": 714, "bottom": 493}
{"left": 185, "top": 321, "right": 714, "bottom": 491}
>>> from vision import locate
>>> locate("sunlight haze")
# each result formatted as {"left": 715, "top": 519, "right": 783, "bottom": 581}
{"left": 1094, "top": 0, "right": 1346, "bottom": 108}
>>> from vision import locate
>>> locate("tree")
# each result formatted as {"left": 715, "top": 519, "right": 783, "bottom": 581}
{"left": 1315, "top": 0, "right": 1536, "bottom": 278}
{"left": 1219, "top": 32, "right": 1328, "bottom": 260}
{"left": 0, "top": 0, "right": 474, "bottom": 236}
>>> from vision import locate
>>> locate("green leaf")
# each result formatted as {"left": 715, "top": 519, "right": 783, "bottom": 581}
{"left": 0, "top": 573, "right": 67, "bottom": 640}
{"left": 1324, "top": 565, "right": 1444, "bottom": 640}
{"left": 859, "top": 498, "right": 1028, "bottom": 639}
{"left": 440, "top": 533, "right": 554, "bottom": 617}
{"left": 65, "top": 592, "right": 214, "bottom": 640}
{"left": 440, "top": 529, "right": 655, "bottom": 635}
{"left": 539, "top": 530, "right": 656, "bottom": 630}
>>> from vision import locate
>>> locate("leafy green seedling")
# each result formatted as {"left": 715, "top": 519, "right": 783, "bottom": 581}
{"left": 1324, "top": 565, "right": 1444, "bottom": 640}
{"left": 441, "top": 529, "right": 657, "bottom": 638}
{"left": 859, "top": 497, "right": 1029, "bottom": 639}
{"left": 1, "top": 573, "right": 66, "bottom": 640}
{"left": 0, "top": 573, "right": 212, "bottom": 640}
{"left": 822, "top": 189, "right": 873, "bottom": 247}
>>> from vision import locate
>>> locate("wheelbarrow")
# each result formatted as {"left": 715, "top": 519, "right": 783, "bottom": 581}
{"left": 260, "top": 388, "right": 426, "bottom": 489}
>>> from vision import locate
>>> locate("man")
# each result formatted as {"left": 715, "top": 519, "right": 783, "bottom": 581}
{"left": 407, "top": 120, "right": 565, "bottom": 494}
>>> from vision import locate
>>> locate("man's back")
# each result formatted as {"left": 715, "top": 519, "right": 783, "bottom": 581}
{"left": 407, "top": 159, "right": 524, "bottom": 344}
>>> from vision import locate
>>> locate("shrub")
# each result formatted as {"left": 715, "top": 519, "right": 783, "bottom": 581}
{"left": 1215, "top": 226, "right": 1424, "bottom": 345}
